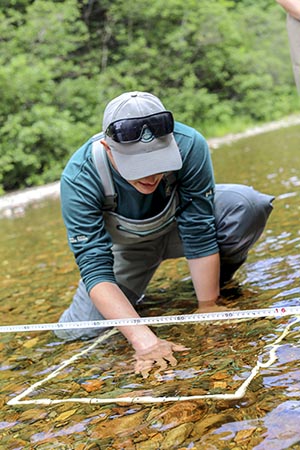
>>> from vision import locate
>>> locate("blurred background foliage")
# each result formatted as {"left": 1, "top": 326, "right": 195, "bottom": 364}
{"left": 0, "top": 0, "right": 298, "bottom": 192}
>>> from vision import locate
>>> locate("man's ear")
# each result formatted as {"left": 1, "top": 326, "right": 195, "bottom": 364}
{"left": 100, "top": 139, "right": 118, "bottom": 170}
{"left": 100, "top": 139, "right": 110, "bottom": 153}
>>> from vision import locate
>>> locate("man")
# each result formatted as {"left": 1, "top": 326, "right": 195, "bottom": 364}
{"left": 277, "top": 0, "right": 300, "bottom": 92}
{"left": 57, "top": 91, "right": 274, "bottom": 378}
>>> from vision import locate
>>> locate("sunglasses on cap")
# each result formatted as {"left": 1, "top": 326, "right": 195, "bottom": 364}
{"left": 105, "top": 111, "right": 174, "bottom": 144}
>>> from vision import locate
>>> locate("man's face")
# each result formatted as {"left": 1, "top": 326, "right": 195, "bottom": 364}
{"left": 102, "top": 139, "right": 164, "bottom": 194}
{"left": 126, "top": 173, "right": 164, "bottom": 194}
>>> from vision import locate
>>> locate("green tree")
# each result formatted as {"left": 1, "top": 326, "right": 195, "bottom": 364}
{"left": 94, "top": 0, "right": 297, "bottom": 131}
{"left": 0, "top": 0, "right": 99, "bottom": 192}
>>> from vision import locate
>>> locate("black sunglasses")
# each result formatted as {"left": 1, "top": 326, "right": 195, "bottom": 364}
{"left": 105, "top": 111, "right": 174, "bottom": 143}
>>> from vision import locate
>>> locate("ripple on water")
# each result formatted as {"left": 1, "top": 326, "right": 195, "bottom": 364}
{"left": 244, "top": 255, "right": 300, "bottom": 293}
{"left": 31, "top": 419, "right": 91, "bottom": 443}
{"left": 0, "top": 420, "right": 19, "bottom": 430}
{"left": 197, "top": 400, "right": 300, "bottom": 449}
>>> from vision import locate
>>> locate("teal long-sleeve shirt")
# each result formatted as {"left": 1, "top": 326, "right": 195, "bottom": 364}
{"left": 60, "top": 122, "right": 219, "bottom": 293}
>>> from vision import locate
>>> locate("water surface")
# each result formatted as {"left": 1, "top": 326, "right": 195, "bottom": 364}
{"left": 0, "top": 124, "right": 300, "bottom": 449}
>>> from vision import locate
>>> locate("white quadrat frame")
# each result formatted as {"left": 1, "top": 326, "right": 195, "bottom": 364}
{"left": 7, "top": 316, "right": 300, "bottom": 407}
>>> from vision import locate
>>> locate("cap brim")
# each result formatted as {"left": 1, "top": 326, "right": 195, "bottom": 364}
{"left": 107, "top": 134, "right": 182, "bottom": 180}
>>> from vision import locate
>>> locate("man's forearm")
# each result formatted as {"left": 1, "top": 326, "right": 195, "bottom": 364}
{"left": 188, "top": 253, "right": 220, "bottom": 304}
{"left": 90, "top": 281, "right": 158, "bottom": 351}
{"left": 277, "top": 0, "right": 300, "bottom": 19}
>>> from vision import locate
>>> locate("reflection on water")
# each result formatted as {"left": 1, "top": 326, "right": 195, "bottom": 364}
{"left": 0, "top": 125, "right": 299, "bottom": 448}
{"left": 205, "top": 400, "right": 300, "bottom": 450}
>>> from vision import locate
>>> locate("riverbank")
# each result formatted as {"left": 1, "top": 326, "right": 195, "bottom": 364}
{"left": 1, "top": 114, "right": 300, "bottom": 218}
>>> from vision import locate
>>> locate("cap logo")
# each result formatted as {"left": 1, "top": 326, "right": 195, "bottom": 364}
{"left": 140, "top": 126, "right": 154, "bottom": 143}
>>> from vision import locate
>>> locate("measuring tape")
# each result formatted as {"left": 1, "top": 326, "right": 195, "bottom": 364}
{"left": 1, "top": 306, "right": 300, "bottom": 333}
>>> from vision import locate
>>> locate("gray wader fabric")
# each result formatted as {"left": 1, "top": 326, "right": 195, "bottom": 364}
{"left": 56, "top": 183, "right": 274, "bottom": 341}
{"left": 287, "top": 14, "right": 300, "bottom": 93}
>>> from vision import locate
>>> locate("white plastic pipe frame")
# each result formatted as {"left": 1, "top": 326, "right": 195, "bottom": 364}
{"left": 7, "top": 316, "right": 300, "bottom": 406}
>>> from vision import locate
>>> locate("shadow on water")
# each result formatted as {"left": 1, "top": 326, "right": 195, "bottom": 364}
{"left": 0, "top": 124, "right": 300, "bottom": 449}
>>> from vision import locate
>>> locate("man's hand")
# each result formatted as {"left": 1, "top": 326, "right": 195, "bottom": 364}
{"left": 134, "top": 339, "right": 189, "bottom": 378}
{"left": 195, "top": 295, "right": 238, "bottom": 314}
{"left": 195, "top": 298, "right": 241, "bottom": 324}
{"left": 195, "top": 300, "right": 230, "bottom": 314}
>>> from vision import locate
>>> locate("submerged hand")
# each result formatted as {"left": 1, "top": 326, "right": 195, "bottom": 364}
{"left": 195, "top": 297, "right": 237, "bottom": 314}
{"left": 134, "top": 339, "right": 189, "bottom": 378}
{"left": 194, "top": 299, "right": 241, "bottom": 324}
{"left": 195, "top": 303, "right": 230, "bottom": 314}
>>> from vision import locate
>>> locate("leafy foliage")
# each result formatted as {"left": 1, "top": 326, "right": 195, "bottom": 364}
{"left": 0, "top": 0, "right": 298, "bottom": 192}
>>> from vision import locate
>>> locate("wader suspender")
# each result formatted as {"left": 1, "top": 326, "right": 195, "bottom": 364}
{"left": 92, "top": 139, "right": 118, "bottom": 211}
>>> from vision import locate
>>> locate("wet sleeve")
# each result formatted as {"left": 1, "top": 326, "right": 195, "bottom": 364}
{"left": 60, "top": 171, "right": 116, "bottom": 293}
{"left": 176, "top": 130, "right": 219, "bottom": 259}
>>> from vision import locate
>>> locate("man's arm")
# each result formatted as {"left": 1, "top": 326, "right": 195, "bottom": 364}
{"left": 188, "top": 253, "right": 221, "bottom": 311}
{"left": 276, "top": 0, "right": 300, "bottom": 19}
{"left": 90, "top": 281, "right": 158, "bottom": 350}
{"left": 174, "top": 125, "right": 221, "bottom": 310}
{"left": 90, "top": 282, "right": 189, "bottom": 377}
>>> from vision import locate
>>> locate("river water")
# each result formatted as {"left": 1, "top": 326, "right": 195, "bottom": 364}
{"left": 0, "top": 123, "right": 300, "bottom": 449}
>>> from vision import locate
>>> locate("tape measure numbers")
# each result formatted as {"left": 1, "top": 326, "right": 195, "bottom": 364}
{"left": 1, "top": 306, "right": 300, "bottom": 334}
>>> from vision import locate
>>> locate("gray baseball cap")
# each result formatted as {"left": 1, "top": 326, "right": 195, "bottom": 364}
{"left": 102, "top": 91, "right": 182, "bottom": 180}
